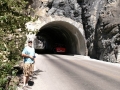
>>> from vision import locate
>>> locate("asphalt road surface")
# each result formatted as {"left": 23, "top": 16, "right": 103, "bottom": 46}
{"left": 18, "top": 54, "right": 120, "bottom": 90}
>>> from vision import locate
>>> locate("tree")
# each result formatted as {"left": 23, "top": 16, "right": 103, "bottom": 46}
{"left": 0, "top": 0, "right": 31, "bottom": 89}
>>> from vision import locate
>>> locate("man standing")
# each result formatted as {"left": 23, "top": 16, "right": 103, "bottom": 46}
{"left": 22, "top": 40, "right": 35, "bottom": 88}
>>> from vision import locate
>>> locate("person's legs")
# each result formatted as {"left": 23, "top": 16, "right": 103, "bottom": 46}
{"left": 23, "top": 76, "right": 27, "bottom": 86}
{"left": 32, "top": 63, "right": 34, "bottom": 75}
{"left": 29, "top": 63, "right": 34, "bottom": 81}
{"left": 23, "top": 63, "right": 31, "bottom": 87}
{"left": 26, "top": 76, "right": 29, "bottom": 83}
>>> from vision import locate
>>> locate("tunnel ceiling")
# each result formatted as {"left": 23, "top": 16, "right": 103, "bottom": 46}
{"left": 38, "top": 26, "right": 69, "bottom": 43}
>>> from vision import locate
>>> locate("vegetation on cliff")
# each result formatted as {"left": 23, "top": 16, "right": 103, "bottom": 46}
{"left": 0, "top": 0, "right": 31, "bottom": 89}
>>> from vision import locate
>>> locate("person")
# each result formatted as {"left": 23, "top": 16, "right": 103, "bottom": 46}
{"left": 21, "top": 40, "right": 35, "bottom": 88}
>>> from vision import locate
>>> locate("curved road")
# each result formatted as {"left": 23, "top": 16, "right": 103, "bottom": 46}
{"left": 20, "top": 54, "right": 120, "bottom": 90}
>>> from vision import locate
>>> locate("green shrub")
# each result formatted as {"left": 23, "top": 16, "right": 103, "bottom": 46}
{"left": 0, "top": 0, "right": 32, "bottom": 89}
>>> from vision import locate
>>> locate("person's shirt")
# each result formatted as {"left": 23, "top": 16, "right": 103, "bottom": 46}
{"left": 22, "top": 46, "right": 35, "bottom": 63}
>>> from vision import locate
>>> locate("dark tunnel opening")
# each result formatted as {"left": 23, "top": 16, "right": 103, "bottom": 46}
{"left": 34, "top": 21, "right": 86, "bottom": 55}
{"left": 35, "top": 26, "right": 75, "bottom": 55}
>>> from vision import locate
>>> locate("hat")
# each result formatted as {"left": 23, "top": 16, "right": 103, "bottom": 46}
{"left": 28, "top": 40, "right": 32, "bottom": 43}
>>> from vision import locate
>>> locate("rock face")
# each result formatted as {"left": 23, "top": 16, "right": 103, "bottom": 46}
{"left": 28, "top": 0, "right": 120, "bottom": 62}
{"left": 82, "top": 0, "right": 120, "bottom": 62}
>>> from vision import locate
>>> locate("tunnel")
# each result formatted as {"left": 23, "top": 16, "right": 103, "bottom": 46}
{"left": 34, "top": 21, "right": 87, "bottom": 55}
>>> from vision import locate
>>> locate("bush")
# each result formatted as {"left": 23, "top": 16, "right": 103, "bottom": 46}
{"left": 0, "top": 0, "right": 31, "bottom": 89}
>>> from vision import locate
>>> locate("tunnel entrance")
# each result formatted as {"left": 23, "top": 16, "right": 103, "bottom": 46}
{"left": 34, "top": 21, "right": 86, "bottom": 55}
{"left": 36, "top": 26, "right": 74, "bottom": 54}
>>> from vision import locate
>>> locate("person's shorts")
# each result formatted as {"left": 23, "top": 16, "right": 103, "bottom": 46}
{"left": 23, "top": 63, "right": 34, "bottom": 76}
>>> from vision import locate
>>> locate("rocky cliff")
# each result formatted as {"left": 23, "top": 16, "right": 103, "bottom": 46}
{"left": 82, "top": 0, "right": 120, "bottom": 62}
{"left": 28, "top": 0, "right": 120, "bottom": 63}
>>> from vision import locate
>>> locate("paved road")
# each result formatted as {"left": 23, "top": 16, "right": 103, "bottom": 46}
{"left": 18, "top": 54, "right": 120, "bottom": 90}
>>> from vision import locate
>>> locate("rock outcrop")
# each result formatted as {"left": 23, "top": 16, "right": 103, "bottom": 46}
{"left": 82, "top": 0, "right": 120, "bottom": 62}
{"left": 27, "top": 0, "right": 120, "bottom": 62}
